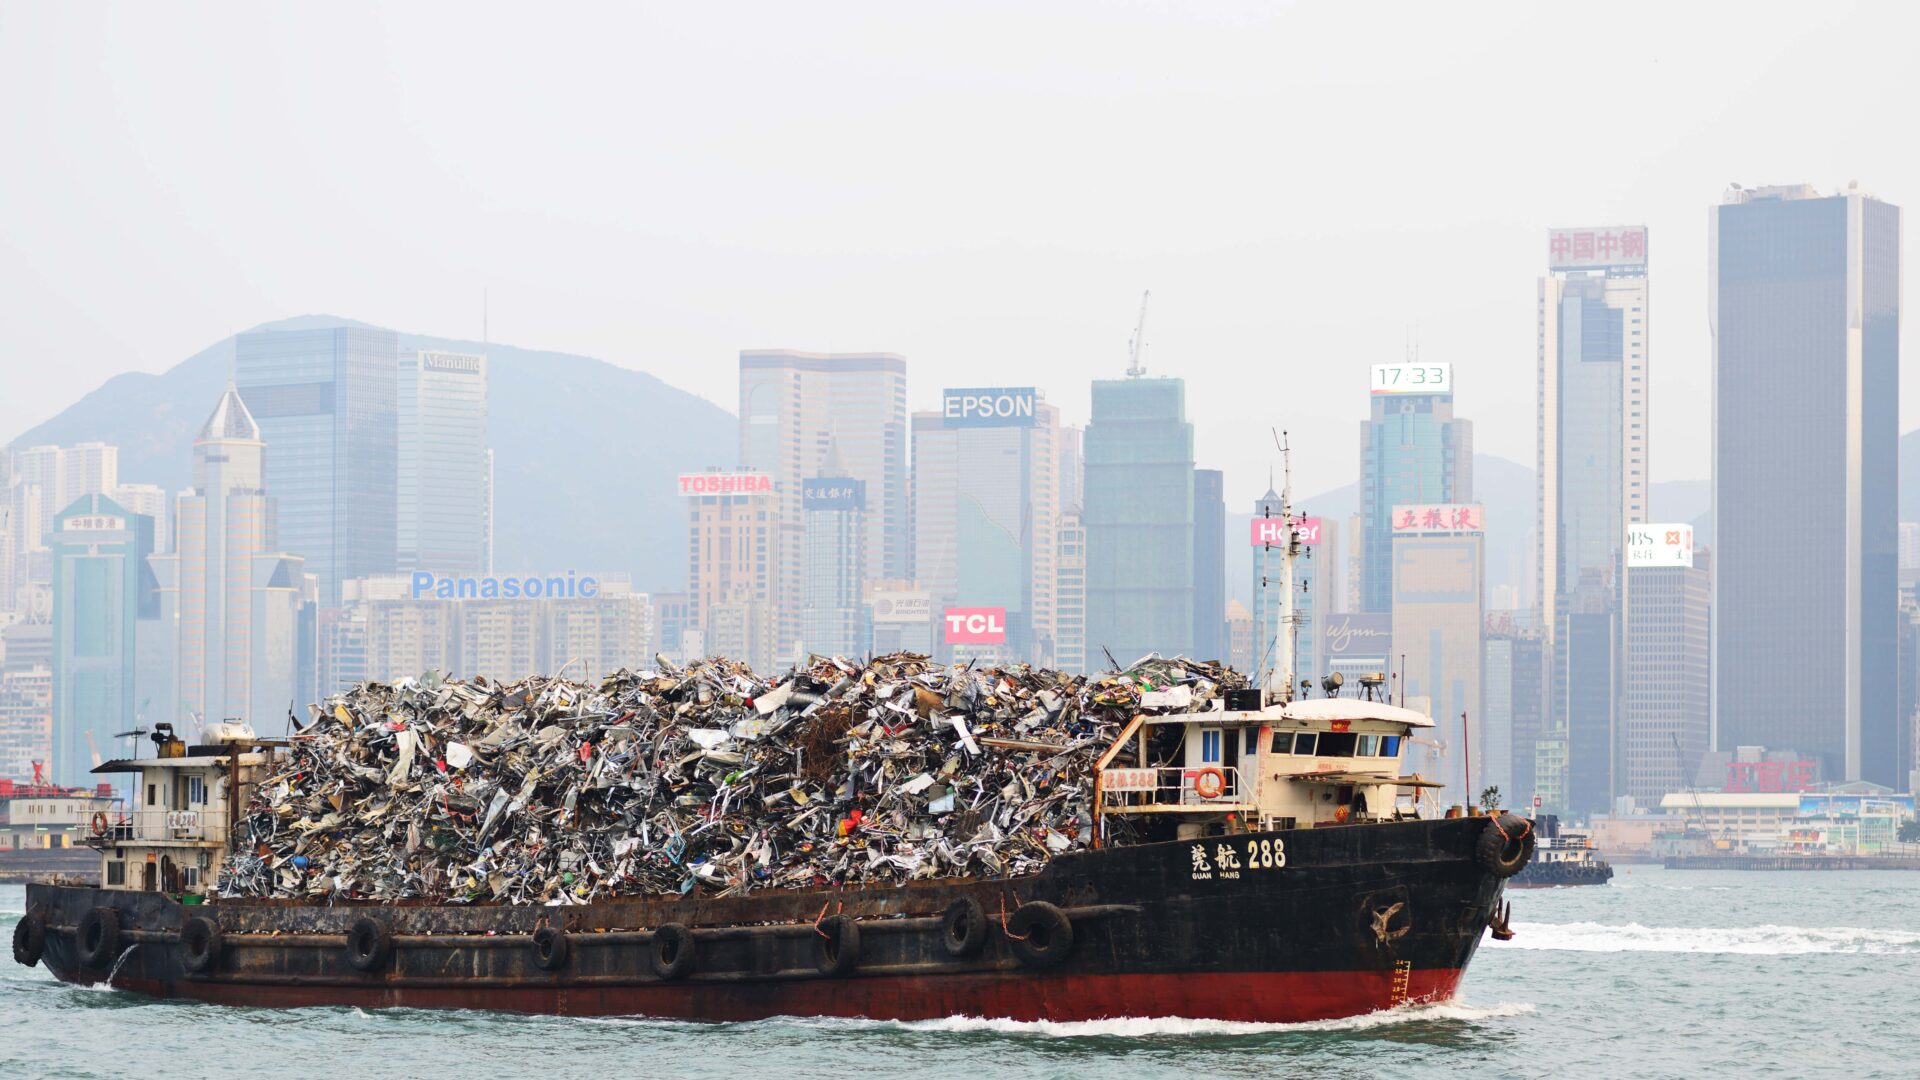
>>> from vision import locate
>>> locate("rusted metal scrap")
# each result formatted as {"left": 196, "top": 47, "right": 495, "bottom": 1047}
{"left": 218, "top": 653, "right": 1246, "bottom": 905}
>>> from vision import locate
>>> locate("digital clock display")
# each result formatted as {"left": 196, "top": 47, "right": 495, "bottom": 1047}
{"left": 1370, "top": 362, "right": 1452, "bottom": 395}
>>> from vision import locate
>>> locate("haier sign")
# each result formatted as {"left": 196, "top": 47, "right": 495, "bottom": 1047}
{"left": 1249, "top": 516, "right": 1322, "bottom": 546}
{"left": 942, "top": 388, "right": 1037, "bottom": 427}
{"left": 943, "top": 606, "right": 1008, "bottom": 644}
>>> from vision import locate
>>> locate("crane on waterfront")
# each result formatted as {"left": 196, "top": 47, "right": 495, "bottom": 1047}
{"left": 1125, "top": 290, "right": 1150, "bottom": 377}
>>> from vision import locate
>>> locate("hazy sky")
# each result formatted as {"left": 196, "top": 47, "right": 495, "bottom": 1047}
{"left": 2, "top": 2, "right": 1913, "bottom": 510}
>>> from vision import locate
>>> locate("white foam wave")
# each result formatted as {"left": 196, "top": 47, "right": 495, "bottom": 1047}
{"left": 776, "top": 1001, "right": 1535, "bottom": 1038}
{"left": 1510, "top": 921, "right": 1920, "bottom": 955}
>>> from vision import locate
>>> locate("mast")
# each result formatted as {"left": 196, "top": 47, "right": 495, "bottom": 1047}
{"left": 1265, "top": 432, "right": 1299, "bottom": 704}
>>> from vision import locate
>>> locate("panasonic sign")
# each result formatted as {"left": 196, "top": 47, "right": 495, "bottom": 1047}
{"left": 942, "top": 387, "right": 1037, "bottom": 427}
{"left": 411, "top": 572, "right": 600, "bottom": 601}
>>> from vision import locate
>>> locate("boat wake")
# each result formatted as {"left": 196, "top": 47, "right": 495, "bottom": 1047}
{"left": 782, "top": 1002, "right": 1536, "bottom": 1038}
{"left": 1511, "top": 921, "right": 1920, "bottom": 955}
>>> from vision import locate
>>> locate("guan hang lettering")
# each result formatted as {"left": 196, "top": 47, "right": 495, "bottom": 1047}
{"left": 411, "top": 572, "right": 600, "bottom": 601}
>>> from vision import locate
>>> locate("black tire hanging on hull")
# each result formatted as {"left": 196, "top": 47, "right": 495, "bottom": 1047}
{"left": 1476, "top": 814, "right": 1537, "bottom": 878}
{"left": 76, "top": 908, "right": 122, "bottom": 970}
{"left": 1006, "top": 902, "right": 1073, "bottom": 968}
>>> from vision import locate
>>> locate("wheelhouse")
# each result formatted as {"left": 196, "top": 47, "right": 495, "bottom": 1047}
{"left": 1094, "top": 697, "right": 1441, "bottom": 842}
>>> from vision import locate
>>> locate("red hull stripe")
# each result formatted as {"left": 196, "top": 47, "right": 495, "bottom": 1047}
{"left": 115, "top": 968, "right": 1466, "bottom": 1024}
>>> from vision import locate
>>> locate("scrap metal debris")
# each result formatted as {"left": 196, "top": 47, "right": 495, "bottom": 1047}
{"left": 217, "top": 653, "right": 1246, "bottom": 904}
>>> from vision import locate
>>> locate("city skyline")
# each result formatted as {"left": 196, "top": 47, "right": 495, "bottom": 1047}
{"left": 6, "top": 6, "right": 1920, "bottom": 516}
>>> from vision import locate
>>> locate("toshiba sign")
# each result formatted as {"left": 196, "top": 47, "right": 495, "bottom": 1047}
{"left": 677, "top": 473, "right": 773, "bottom": 496}
{"left": 942, "top": 607, "right": 1007, "bottom": 644}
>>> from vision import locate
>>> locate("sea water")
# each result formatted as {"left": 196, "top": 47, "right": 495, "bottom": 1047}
{"left": 3, "top": 868, "right": 1915, "bottom": 1079}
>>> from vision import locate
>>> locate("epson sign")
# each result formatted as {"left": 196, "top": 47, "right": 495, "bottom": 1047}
{"left": 942, "top": 387, "right": 1037, "bottom": 428}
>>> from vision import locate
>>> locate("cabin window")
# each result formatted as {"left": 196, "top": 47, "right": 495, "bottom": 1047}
{"left": 146, "top": 784, "right": 156, "bottom": 807}
{"left": 1318, "top": 732, "right": 1358, "bottom": 756}
{"left": 1200, "top": 729, "right": 1222, "bottom": 764}
{"left": 188, "top": 776, "right": 207, "bottom": 805}
{"left": 1292, "top": 732, "right": 1317, "bottom": 756}
{"left": 1381, "top": 736, "right": 1402, "bottom": 757}
{"left": 106, "top": 861, "right": 126, "bottom": 885}
{"left": 182, "top": 867, "right": 201, "bottom": 889}
{"left": 1243, "top": 728, "right": 1259, "bottom": 755}
{"left": 1357, "top": 735, "right": 1380, "bottom": 757}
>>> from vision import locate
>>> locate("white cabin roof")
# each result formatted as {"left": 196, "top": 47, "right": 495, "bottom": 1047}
{"left": 1276, "top": 698, "right": 1435, "bottom": 728}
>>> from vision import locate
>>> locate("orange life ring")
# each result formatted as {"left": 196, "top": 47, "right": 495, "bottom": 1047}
{"left": 1194, "top": 768, "right": 1227, "bottom": 800}
{"left": 90, "top": 811, "right": 109, "bottom": 836}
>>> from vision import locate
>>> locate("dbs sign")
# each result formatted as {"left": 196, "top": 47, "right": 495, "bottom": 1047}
{"left": 943, "top": 607, "right": 1007, "bottom": 644}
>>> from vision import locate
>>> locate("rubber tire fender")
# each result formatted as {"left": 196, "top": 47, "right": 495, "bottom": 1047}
{"left": 12, "top": 910, "right": 46, "bottom": 968}
{"left": 531, "top": 925, "right": 569, "bottom": 972}
{"left": 180, "top": 915, "right": 223, "bottom": 974}
{"left": 814, "top": 914, "right": 861, "bottom": 977}
{"left": 346, "top": 917, "right": 392, "bottom": 972}
{"left": 1475, "top": 813, "right": 1537, "bottom": 879}
{"left": 1006, "top": 902, "right": 1074, "bottom": 968}
{"left": 77, "top": 907, "right": 122, "bottom": 970}
{"left": 649, "top": 923, "right": 695, "bottom": 980}
{"left": 941, "top": 897, "right": 988, "bottom": 959}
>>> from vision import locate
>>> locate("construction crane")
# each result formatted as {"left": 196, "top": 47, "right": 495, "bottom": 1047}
{"left": 1125, "top": 290, "right": 1150, "bottom": 378}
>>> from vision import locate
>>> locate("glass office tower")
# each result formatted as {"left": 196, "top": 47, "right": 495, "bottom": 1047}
{"left": 236, "top": 326, "right": 399, "bottom": 605}
{"left": 1710, "top": 185, "right": 1900, "bottom": 785}
{"left": 1084, "top": 378, "right": 1194, "bottom": 662}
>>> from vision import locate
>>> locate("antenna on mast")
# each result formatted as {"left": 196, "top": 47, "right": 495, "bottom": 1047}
{"left": 1125, "top": 290, "right": 1150, "bottom": 378}
{"left": 1264, "top": 429, "right": 1301, "bottom": 705}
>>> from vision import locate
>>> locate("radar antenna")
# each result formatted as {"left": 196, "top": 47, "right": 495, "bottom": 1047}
{"left": 1125, "top": 290, "right": 1150, "bottom": 377}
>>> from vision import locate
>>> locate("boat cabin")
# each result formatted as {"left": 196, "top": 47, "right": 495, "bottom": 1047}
{"left": 1095, "top": 696, "right": 1441, "bottom": 841}
{"left": 84, "top": 724, "right": 272, "bottom": 896}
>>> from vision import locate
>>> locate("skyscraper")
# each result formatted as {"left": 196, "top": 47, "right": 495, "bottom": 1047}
{"left": 1084, "top": 378, "right": 1194, "bottom": 663}
{"left": 1192, "top": 469, "right": 1225, "bottom": 662}
{"left": 1623, "top": 542, "right": 1710, "bottom": 806}
{"left": 1710, "top": 184, "right": 1900, "bottom": 785}
{"left": 1389, "top": 505, "right": 1485, "bottom": 799}
{"left": 1538, "top": 225, "right": 1649, "bottom": 810}
{"left": 49, "top": 494, "right": 154, "bottom": 786}
{"left": 156, "top": 388, "right": 314, "bottom": 730}
{"left": 800, "top": 463, "right": 867, "bottom": 659}
{"left": 681, "top": 471, "right": 778, "bottom": 672}
{"left": 1359, "top": 362, "right": 1471, "bottom": 613}
{"left": 236, "top": 326, "right": 399, "bottom": 605}
{"left": 739, "top": 350, "right": 908, "bottom": 661}
{"left": 11, "top": 442, "right": 119, "bottom": 545}
{"left": 1053, "top": 510, "right": 1087, "bottom": 673}
{"left": 397, "top": 350, "right": 490, "bottom": 577}
{"left": 910, "top": 388, "right": 1060, "bottom": 663}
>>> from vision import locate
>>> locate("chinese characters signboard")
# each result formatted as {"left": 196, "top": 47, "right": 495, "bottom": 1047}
{"left": 1548, "top": 226, "right": 1647, "bottom": 271}
{"left": 1249, "top": 515, "right": 1322, "bottom": 546}
{"left": 1389, "top": 504, "right": 1484, "bottom": 534}
{"left": 871, "top": 591, "right": 930, "bottom": 623}
{"left": 1627, "top": 524, "right": 1693, "bottom": 568}
{"left": 801, "top": 477, "right": 866, "bottom": 511}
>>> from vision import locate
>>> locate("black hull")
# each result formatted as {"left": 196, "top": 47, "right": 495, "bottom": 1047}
{"left": 21, "top": 817, "right": 1513, "bottom": 1023}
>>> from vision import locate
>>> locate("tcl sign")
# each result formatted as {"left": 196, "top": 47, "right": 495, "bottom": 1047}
{"left": 1250, "top": 516, "right": 1322, "bottom": 547}
{"left": 943, "top": 607, "right": 1007, "bottom": 644}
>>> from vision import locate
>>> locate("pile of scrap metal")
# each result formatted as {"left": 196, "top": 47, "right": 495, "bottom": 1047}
{"left": 217, "top": 653, "right": 1247, "bottom": 905}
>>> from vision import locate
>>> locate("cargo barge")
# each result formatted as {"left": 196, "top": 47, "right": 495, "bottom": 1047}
{"left": 13, "top": 495, "right": 1533, "bottom": 1024}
